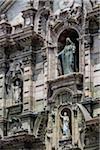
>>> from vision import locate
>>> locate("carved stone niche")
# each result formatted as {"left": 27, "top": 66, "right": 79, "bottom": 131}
{"left": 58, "top": 106, "right": 72, "bottom": 150}
{"left": 38, "top": 9, "right": 50, "bottom": 35}
{"left": 48, "top": 73, "right": 83, "bottom": 104}
{"left": 5, "top": 60, "right": 24, "bottom": 105}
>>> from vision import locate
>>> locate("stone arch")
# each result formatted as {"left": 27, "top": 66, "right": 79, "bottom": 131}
{"left": 34, "top": 7, "right": 50, "bottom": 35}
{"left": 52, "top": 23, "right": 81, "bottom": 45}
{"left": 56, "top": 27, "right": 80, "bottom": 75}
{"left": 50, "top": 87, "right": 74, "bottom": 106}
{"left": 58, "top": 104, "right": 72, "bottom": 138}
{"left": 58, "top": 103, "right": 72, "bottom": 113}
{"left": 58, "top": 28, "right": 79, "bottom": 51}
{"left": 57, "top": 26, "right": 80, "bottom": 43}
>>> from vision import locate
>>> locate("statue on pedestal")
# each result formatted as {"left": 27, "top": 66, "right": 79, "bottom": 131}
{"left": 13, "top": 80, "right": 22, "bottom": 103}
{"left": 60, "top": 111, "right": 70, "bottom": 138}
{"left": 58, "top": 37, "right": 75, "bottom": 75}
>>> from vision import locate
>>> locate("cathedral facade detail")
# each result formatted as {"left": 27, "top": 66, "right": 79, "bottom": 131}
{"left": 0, "top": 0, "right": 99, "bottom": 149}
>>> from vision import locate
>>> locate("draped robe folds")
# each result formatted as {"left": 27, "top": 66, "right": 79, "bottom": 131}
{"left": 63, "top": 115, "right": 70, "bottom": 137}
{"left": 58, "top": 40, "right": 75, "bottom": 75}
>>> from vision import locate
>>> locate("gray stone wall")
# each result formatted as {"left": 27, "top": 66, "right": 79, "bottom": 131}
{"left": 0, "top": 0, "right": 99, "bottom": 150}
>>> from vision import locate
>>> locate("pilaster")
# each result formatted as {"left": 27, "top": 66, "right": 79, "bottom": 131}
{"left": 84, "top": 34, "right": 93, "bottom": 97}
{"left": 23, "top": 53, "right": 34, "bottom": 113}
{"left": 47, "top": 45, "right": 57, "bottom": 80}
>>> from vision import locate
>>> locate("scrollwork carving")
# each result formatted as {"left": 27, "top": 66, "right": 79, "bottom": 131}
{"left": 8, "top": 117, "right": 23, "bottom": 135}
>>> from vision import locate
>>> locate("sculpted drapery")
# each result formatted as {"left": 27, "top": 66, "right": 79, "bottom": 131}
{"left": 58, "top": 37, "right": 75, "bottom": 75}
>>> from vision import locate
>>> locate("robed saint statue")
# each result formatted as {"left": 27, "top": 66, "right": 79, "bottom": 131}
{"left": 58, "top": 37, "right": 75, "bottom": 75}
{"left": 60, "top": 111, "right": 70, "bottom": 138}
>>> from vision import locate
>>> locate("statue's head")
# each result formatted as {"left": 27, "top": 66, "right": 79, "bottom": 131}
{"left": 15, "top": 80, "right": 19, "bottom": 86}
{"left": 64, "top": 112, "right": 67, "bottom": 116}
{"left": 66, "top": 37, "right": 72, "bottom": 45}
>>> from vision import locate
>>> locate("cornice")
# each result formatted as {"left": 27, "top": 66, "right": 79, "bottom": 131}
{"left": 0, "top": 26, "right": 44, "bottom": 49}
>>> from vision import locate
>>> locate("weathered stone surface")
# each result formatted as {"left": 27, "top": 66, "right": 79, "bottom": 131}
{"left": 0, "top": 0, "right": 99, "bottom": 150}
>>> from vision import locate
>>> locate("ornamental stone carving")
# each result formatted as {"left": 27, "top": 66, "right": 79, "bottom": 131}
{"left": 8, "top": 117, "right": 23, "bottom": 135}
{"left": 5, "top": 60, "right": 23, "bottom": 103}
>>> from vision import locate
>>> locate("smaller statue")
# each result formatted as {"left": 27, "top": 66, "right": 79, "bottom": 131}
{"left": 58, "top": 37, "right": 75, "bottom": 75}
{"left": 60, "top": 111, "right": 70, "bottom": 138}
{"left": 12, "top": 80, "right": 22, "bottom": 103}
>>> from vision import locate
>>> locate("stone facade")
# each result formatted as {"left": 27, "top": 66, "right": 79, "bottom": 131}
{"left": 0, "top": 0, "right": 100, "bottom": 150}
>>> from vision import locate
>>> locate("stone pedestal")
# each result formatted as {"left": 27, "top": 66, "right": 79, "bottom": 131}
{"left": 59, "top": 138, "right": 72, "bottom": 150}
{"left": 48, "top": 73, "right": 83, "bottom": 104}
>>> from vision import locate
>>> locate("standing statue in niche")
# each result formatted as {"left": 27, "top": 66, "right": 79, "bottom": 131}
{"left": 61, "top": 112, "right": 70, "bottom": 138}
{"left": 58, "top": 37, "right": 75, "bottom": 75}
{"left": 5, "top": 60, "right": 23, "bottom": 95}
{"left": 12, "top": 80, "right": 22, "bottom": 103}
{"left": 5, "top": 60, "right": 23, "bottom": 103}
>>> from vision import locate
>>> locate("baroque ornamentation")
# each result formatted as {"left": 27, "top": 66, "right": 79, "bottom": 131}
{"left": 8, "top": 117, "right": 23, "bottom": 135}
{"left": 59, "top": 107, "right": 71, "bottom": 140}
{"left": 54, "top": 0, "right": 83, "bottom": 25}
{"left": 5, "top": 60, "right": 23, "bottom": 103}
{"left": 60, "top": 111, "right": 70, "bottom": 138}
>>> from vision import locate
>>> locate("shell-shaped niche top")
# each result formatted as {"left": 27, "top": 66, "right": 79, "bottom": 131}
{"left": 53, "top": 0, "right": 97, "bottom": 15}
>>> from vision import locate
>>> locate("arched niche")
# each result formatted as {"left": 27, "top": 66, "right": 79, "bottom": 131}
{"left": 5, "top": 60, "right": 24, "bottom": 104}
{"left": 58, "top": 106, "right": 72, "bottom": 139}
{"left": 12, "top": 77, "right": 23, "bottom": 103}
{"left": 50, "top": 87, "right": 74, "bottom": 106}
{"left": 34, "top": 7, "right": 50, "bottom": 35}
{"left": 57, "top": 28, "right": 79, "bottom": 75}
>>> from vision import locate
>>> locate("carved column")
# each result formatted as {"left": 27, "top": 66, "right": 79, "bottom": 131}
{"left": 23, "top": 52, "right": 34, "bottom": 112}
